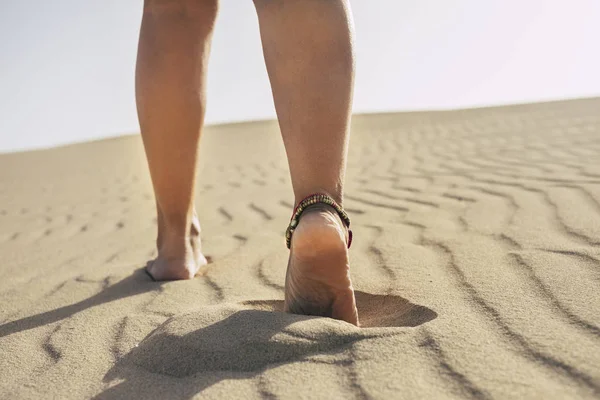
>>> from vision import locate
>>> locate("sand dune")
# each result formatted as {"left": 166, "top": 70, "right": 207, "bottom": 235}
{"left": 1, "top": 98, "right": 600, "bottom": 399}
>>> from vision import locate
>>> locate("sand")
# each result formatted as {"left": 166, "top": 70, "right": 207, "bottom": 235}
{"left": 1, "top": 98, "right": 600, "bottom": 399}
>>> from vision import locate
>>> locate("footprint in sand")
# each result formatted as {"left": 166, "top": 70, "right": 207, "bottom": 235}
{"left": 113, "top": 292, "right": 436, "bottom": 377}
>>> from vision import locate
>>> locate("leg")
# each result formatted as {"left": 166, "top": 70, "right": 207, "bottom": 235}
{"left": 254, "top": 0, "right": 358, "bottom": 325}
{"left": 136, "top": 0, "right": 217, "bottom": 280}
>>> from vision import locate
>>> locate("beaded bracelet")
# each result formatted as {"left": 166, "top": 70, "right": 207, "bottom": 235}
{"left": 285, "top": 193, "right": 352, "bottom": 249}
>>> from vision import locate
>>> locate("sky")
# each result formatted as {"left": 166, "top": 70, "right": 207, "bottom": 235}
{"left": 1, "top": 0, "right": 600, "bottom": 152}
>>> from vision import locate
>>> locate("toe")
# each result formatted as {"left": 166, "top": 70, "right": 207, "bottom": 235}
{"left": 144, "top": 263, "right": 157, "bottom": 282}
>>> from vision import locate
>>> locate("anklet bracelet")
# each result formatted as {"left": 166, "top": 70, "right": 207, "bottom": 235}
{"left": 285, "top": 193, "right": 352, "bottom": 249}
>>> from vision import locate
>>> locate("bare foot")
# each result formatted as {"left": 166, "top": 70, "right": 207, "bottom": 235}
{"left": 146, "top": 213, "right": 208, "bottom": 281}
{"left": 284, "top": 203, "right": 359, "bottom": 326}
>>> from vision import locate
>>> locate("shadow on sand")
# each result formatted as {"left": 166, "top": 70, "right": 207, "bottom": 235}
{"left": 95, "top": 291, "right": 437, "bottom": 399}
{"left": 0, "top": 267, "right": 160, "bottom": 338}
{"left": 0, "top": 265, "right": 436, "bottom": 399}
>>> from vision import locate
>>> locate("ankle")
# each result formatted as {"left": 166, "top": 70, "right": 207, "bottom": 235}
{"left": 160, "top": 208, "right": 199, "bottom": 234}
{"left": 286, "top": 193, "right": 351, "bottom": 249}
{"left": 156, "top": 209, "right": 201, "bottom": 250}
{"left": 294, "top": 189, "right": 343, "bottom": 207}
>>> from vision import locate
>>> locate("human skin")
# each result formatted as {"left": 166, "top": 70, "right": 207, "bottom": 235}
{"left": 136, "top": 0, "right": 358, "bottom": 325}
